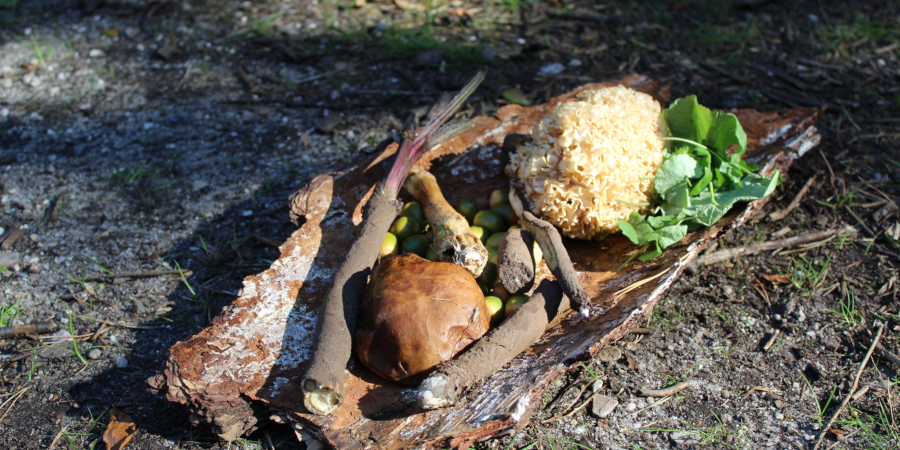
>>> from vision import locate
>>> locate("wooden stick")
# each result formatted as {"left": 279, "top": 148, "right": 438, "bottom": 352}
{"left": 417, "top": 279, "right": 570, "bottom": 409}
{"left": 693, "top": 229, "right": 844, "bottom": 266}
{"left": 637, "top": 380, "right": 693, "bottom": 397}
{"left": 509, "top": 188, "right": 592, "bottom": 318}
{"left": 763, "top": 329, "right": 781, "bottom": 351}
{"left": 0, "top": 321, "right": 55, "bottom": 339}
{"left": 769, "top": 175, "right": 816, "bottom": 221}
{"left": 813, "top": 325, "right": 883, "bottom": 450}
{"left": 252, "top": 234, "right": 282, "bottom": 249}
{"left": 82, "top": 269, "right": 189, "bottom": 281}
{"left": 542, "top": 386, "right": 605, "bottom": 424}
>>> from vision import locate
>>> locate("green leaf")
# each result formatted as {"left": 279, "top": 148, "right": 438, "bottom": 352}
{"left": 683, "top": 171, "right": 780, "bottom": 226}
{"left": 655, "top": 223, "right": 689, "bottom": 248}
{"left": 619, "top": 211, "right": 658, "bottom": 246}
{"left": 502, "top": 88, "right": 530, "bottom": 106}
{"left": 638, "top": 242, "right": 663, "bottom": 261}
{"left": 664, "top": 96, "right": 712, "bottom": 144}
{"left": 655, "top": 154, "right": 701, "bottom": 205}
{"left": 708, "top": 110, "right": 747, "bottom": 158}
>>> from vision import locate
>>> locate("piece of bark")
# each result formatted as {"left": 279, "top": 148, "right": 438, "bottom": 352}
{"left": 497, "top": 228, "right": 536, "bottom": 294}
{"left": 418, "top": 279, "right": 570, "bottom": 409}
{"left": 151, "top": 77, "right": 824, "bottom": 448}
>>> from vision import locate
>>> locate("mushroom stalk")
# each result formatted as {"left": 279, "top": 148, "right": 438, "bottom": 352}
{"left": 300, "top": 71, "right": 485, "bottom": 416}
{"left": 509, "top": 188, "right": 593, "bottom": 318}
{"left": 404, "top": 169, "right": 488, "bottom": 276}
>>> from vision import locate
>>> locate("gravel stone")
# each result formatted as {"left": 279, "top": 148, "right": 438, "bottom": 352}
{"left": 87, "top": 349, "right": 102, "bottom": 360}
{"left": 591, "top": 395, "right": 618, "bottom": 418}
{"left": 595, "top": 346, "right": 622, "bottom": 362}
{"left": 114, "top": 356, "right": 128, "bottom": 368}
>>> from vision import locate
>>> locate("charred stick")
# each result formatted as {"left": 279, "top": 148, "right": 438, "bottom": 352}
{"left": 497, "top": 228, "right": 537, "bottom": 295}
{"left": 0, "top": 321, "right": 56, "bottom": 339}
{"left": 417, "top": 279, "right": 570, "bottom": 409}
{"left": 509, "top": 188, "right": 592, "bottom": 318}
{"left": 300, "top": 71, "right": 485, "bottom": 416}
{"left": 404, "top": 169, "right": 487, "bottom": 276}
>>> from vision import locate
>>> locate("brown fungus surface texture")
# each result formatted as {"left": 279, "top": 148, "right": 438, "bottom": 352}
{"left": 355, "top": 254, "right": 490, "bottom": 386}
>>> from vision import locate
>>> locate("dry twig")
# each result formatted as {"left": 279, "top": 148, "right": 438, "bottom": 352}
{"left": 638, "top": 381, "right": 693, "bottom": 397}
{"left": 542, "top": 384, "right": 605, "bottom": 424}
{"left": 0, "top": 385, "right": 31, "bottom": 424}
{"left": 693, "top": 229, "right": 845, "bottom": 266}
{"left": 763, "top": 329, "right": 781, "bottom": 351}
{"left": 82, "top": 269, "right": 190, "bottom": 282}
{"left": 813, "top": 325, "right": 884, "bottom": 450}
{"left": 769, "top": 175, "right": 817, "bottom": 221}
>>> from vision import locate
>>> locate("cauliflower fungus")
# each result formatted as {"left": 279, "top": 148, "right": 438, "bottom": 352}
{"left": 507, "top": 85, "right": 669, "bottom": 240}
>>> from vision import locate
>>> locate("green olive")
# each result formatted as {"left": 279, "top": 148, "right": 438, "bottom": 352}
{"left": 533, "top": 241, "right": 543, "bottom": 264}
{"left": 401, "top": 201, "right": 426, "bottom": 225}
{"left": 491, "top": 282, "right": 511, "bottom": 301}
{"left": 470, "top": 225, "right": 486, "bottom": 241}
{"left": 484, "top": 295, "right": 504, "bottom": 326}
{"left": 474, "top": 210, "right": 504, "bottom": 235}
{"left": 491, "top": 202, "right": 518, "bottom": 227}
{"left": 379, "top": 232, "right": 399, "bottom": 258}
{"left": 401, "top": 234, "right": 430, "bottom": 257}
{"left": 505, "top": 294, "right": 529, "bottom": 317}
{"left": 477, "top": 262, "right": 498, "bottom": 288}
{"left": 487, "top": 246, "right": 499, "bottom": 265}
{"left": 456, "top": 200, "right": 479, "bottom": 225}
{"left": 485, "top": 231, "right": 506, "bottom": 249}
{"left": 389, "top": 216, "right": 420, "bottom": 242}
{"left": 425, "top": 245, "right": 440, "bottom": 262}
{"left": 490, "top": 189, "right": 510, "bottom": 208}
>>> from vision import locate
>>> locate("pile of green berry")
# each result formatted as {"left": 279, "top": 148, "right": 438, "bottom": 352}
{"left": 379, "top": 189, "right": 542, "bottom": 328}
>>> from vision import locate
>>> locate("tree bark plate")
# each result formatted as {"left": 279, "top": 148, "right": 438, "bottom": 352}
{"left": 149, "top": 74, "right": 824, "bottom": 449}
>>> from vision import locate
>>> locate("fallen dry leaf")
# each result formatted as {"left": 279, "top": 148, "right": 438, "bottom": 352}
{"left": 103, "top": 407, "right": 136, "bottom": 450}
{"left": 762, "top": 274, "right": 790, "bottom": 284}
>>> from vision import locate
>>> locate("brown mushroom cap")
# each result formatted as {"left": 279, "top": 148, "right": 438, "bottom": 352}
{"left": 355, "top": 254, "right": 490, "bottom": 385}
{"left": 507, "top": 85, "right": 668, "bottom": 240}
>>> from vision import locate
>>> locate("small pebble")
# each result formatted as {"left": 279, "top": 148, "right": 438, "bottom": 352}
{"left": 591, "top": 395, "right": 618, "bottom": 418}
{"left": 596, "top": 346, "right": 622, "bottom": 362}
{"left": 115, "top": 356, "right": 128, "bottom": 368}
{"left": 624, "top": 401, "right": 637, "bottom": 413}
{"left": 88, "top": 49, "right": 105, "bottom": 58}
{"left": 775, "top": 412, "right": 785, "bottom": 420}
{"left": 774, "top": 400, "right": 784, "bottom": 408}
{"left": 88, "top": 348, "right": 102, "bottom": 360}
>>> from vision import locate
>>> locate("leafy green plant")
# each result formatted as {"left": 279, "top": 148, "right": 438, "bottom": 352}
{"left": 619, "top": 96, "right": 779, "bottom": 264}
{"left": 67, "top": 308, "right": 88, "bottom": 365}
{"left": 826, "top": 287, "right": 863, "bottom": 329}
{"left": 0, "top": 301, "right": 20, "bottom": 327}
{"left": 836, "top": 404, "right": 899, "bottom": 449}
{"left": 797, "top": 368, "right": 837, "bottom": 424}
